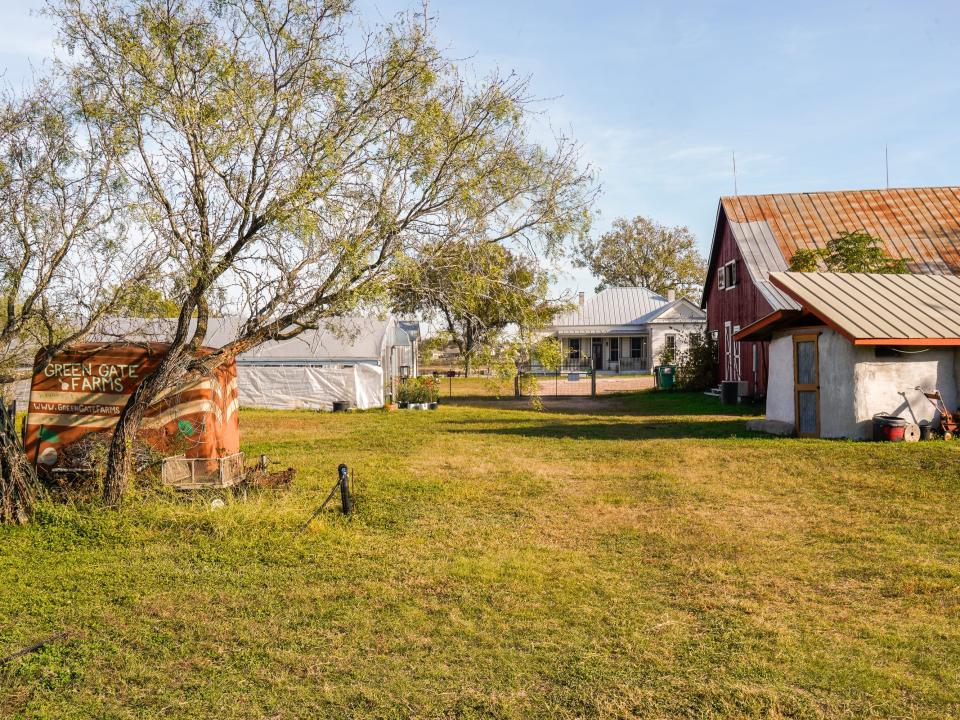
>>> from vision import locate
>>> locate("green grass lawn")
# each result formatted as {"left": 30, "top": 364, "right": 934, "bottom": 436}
{"left": 2, "top": 392, "right": 960, "bottom": 718}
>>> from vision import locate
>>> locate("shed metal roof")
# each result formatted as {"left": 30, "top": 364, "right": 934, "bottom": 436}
{"left": 548, "top": 287, "right": 704, "bottom": 331}
{"left": 709, "top": 187, "right": 960, "bottom": 310}
{"left": 737, "top": 272, "right": 960, "bottom": 345}
{"left": 726, "top": 219, "right": 800, "bottom": 311}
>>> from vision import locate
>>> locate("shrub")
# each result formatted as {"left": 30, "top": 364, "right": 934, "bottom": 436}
{"left": 788, "top": 230, "right": 910, "bottom": 273}
{"left": 672, "top": 329, "right": 717, "bottom": 391}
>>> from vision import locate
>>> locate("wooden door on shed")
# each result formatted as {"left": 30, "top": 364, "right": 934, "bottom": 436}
{"left": 793, "top": 333, "right": 820, "bottom": 437}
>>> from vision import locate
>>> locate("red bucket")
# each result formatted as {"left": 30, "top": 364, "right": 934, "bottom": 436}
{"left": 873, "top": 414, "right": 906, "bottom": 442}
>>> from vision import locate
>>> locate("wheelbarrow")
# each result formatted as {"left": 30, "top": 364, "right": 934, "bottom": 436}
{"left": 917, "top": 387, "right": 960, "bottom": 440}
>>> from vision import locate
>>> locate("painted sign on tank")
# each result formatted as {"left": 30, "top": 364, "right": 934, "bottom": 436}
{"left": 24, "top": 343, "right": 240, "bottom": 470}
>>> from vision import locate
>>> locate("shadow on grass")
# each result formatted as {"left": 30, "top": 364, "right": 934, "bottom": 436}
{"left": 616, "top": 390, "right": 763, "bottom": 417}
{"left": 443, "top": 390, "right": 764, "bottom": 419}
{"left": 445, "top": 417, "right": 767, "bottom": 441}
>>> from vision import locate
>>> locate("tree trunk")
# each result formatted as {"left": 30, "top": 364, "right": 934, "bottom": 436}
{"left": 102, "top": 294, "right": 210, "bottom": 506}
{"left": 101, "top": 404, "right": 144, "bottom": 507}
{"left": 102, "top": 349, "right": 190, "bottom": 506}
{"left": 463, "top": 322, "right": 473, "bottom": 378}
{"left": 0, "top": 401, "right": 40, "bottom": 524}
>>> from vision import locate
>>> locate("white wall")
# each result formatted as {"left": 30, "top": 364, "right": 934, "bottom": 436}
{"left": 851, "top": 347, "right": 956, "bottom": 439}
{"left": 818, "top": 329, "right": 857, "bottom": 438}
{"left": 238, "top": 364, "right": 384, "bottom": 410}
{"left": 765, "top": 334, "right": 794, "bottom": 426}
{"left": 650, "top": 322, "right": 706, "bottom": 364}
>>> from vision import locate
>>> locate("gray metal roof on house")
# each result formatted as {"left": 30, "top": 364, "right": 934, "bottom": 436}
{"left": 93, "top": 315, "right": 403, "bottom": 362}
{"left": 548, "top": 287, "right": 705, "bottom": 333}
{"left": 741, "top": 272, "right": 960, "bottom": 344}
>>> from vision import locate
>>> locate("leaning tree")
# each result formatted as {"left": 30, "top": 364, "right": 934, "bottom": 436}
{"left": 0, "top": 79, "right": 160, "bottom": 522}
{"left": 49, "top": 0, "right": 594, "bottom": 505}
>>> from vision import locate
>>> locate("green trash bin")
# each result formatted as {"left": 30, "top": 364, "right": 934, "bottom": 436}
{"left": 656, "top": 364, "right": 676, "bottom": 390}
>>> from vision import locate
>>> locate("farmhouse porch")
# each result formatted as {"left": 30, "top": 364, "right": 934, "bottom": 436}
{"left": 557, "top": 334, "right": 651, "bottom": 372}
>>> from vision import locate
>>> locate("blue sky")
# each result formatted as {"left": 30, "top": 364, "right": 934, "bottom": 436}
{"left": 5, "top": 0, "right": 960, "bottom": 295}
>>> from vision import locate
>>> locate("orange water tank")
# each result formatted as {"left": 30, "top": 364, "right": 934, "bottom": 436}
{"left": 24, "top": 343, "right": 240, "bottom": 470}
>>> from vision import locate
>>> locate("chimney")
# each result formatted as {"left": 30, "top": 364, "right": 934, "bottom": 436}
{"left": 578, "top": 291, "right": 585, "bottom": 308}
{"left": 667, "top": 289, "right": 676, "bottom": 302}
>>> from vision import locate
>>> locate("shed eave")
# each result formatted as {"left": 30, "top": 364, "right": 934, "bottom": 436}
{"left": 733, "top": 309, "right": 803, "bottom": 342}
{"left": 851, "top": 337, "right": 960, "bottom": 346}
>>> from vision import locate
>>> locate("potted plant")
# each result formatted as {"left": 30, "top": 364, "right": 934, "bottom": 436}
{"left": 412, "top": 377, "right": 429, "bottom": 409}
{"left": 396, "top": 379, "right": 412, "bottom": 409}
{"left": 397, "top": 377, "right": 440, "bottom": 409}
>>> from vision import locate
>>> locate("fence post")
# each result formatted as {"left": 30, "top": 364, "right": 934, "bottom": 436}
{"left": 591, "top": 363, "right": 596, "bottom": 397}
{"left": 338, "top": 463, "right": 352, "bottom": 515}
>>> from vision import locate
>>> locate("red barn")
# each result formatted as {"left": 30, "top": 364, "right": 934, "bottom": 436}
{"left": 702, "top": 187, "right": 960, "bottom": 397}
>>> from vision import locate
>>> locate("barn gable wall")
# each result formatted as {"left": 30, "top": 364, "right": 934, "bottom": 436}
{"left": 703, "top": 213, "right": 774, "bottom": 395}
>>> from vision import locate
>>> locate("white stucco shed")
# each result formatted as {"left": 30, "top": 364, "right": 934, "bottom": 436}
{"left": 737, "top": 272, "right": 960, "bottom": 439}
{"left": 763, "top": 327, "right": 958, "bottom": 439}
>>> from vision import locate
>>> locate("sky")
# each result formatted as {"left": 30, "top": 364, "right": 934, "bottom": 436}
{"left": 4, "top": 0, "right": 960, "bottom": 297}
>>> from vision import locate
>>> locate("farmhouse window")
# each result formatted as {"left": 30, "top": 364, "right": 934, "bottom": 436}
{"left": 568, "top": 338, "right": 581, "bottom": 359}
{"left": 665, "top": 334, "right": 676, "bottom": 356}
{"left": 609, "top": 337, "right": 619, "bottom": 362}
{"left": 630, "top": 337, "right": 645, "bottom": 359}
{"left": 718, "top": 269, "right": 725, "bottom": 290}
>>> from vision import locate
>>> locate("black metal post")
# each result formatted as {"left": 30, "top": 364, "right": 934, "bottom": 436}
{"left": 338, "top": 463, "right": 352, "bottom": 515}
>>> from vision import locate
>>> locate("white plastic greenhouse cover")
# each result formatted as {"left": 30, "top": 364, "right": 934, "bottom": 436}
{"left": 236, "top": 364, "right": 384, "bottom": 410}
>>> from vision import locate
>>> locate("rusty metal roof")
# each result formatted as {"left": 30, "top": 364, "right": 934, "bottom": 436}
{"left": 723, "top": 187, "right": 960, "bottom": 274}
{"left": 738, "top": 272, "right": 960, "bottom": 344}
{"left": 713, "top": 187, "right": 960, "bottom": 311}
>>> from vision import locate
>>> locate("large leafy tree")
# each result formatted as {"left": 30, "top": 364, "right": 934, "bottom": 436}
{"left": 789, "top": 230, "right": 909, "bottom": 273}
{"left": 394, "top": 241, "right": 564, "bottom": 376}
{"left": 573, "top": 215, "right": 705, "bottom": 297}
{"left": 49, "top": 0, "right": 593, "bottom": 504}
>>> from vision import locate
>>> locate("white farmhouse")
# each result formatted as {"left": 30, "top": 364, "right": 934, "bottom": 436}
{"left": 545, "top": 287, "right": 706, "bottom": 372}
